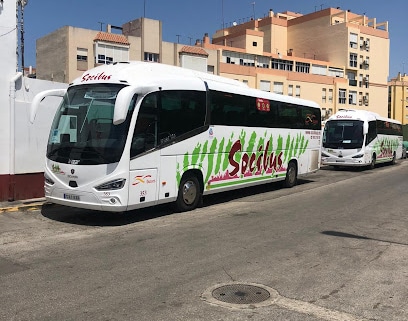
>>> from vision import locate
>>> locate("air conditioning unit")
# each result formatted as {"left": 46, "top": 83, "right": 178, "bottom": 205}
{"left": 364, "top": 60, "right": 369, "bottom": 65}
{"left": 363, "top": 77, "right": 368, "bottom": 82}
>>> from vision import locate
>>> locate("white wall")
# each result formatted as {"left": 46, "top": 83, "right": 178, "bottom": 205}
{"left": 0, "top": 0, "right": 18, "bottom": 175}
{"left": 14, "top": 77, "right": 67, "bottom": 173}
{"left": 0, "top": 0, "right": 68, "bottom": 176}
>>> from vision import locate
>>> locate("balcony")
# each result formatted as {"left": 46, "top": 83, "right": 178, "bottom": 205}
{"left": 349, "top": 79, "right": 357, "bottom": 86}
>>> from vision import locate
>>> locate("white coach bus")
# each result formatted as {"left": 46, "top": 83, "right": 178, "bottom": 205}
{"left": 321, "top": 109, "right": 403, "bottom": 169}
{"left": 30, "top": 61, "right": 321, "bottom": 212}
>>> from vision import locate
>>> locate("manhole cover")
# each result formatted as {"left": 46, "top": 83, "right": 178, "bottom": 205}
{"left": 212, "top": 284, "right": 270, "bottom": 304}
{"left": 202, "top": 282, "right": 279, "bottom": 309}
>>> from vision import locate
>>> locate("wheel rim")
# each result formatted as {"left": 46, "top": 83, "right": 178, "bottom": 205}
{"left": 183, "top": 180, "right": 197, "bottom": 205}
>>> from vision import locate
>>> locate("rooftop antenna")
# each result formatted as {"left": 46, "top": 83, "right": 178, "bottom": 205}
{"left": 222, "top": 0, "right": 225, "bottom": 28}
{"left": 144, "top": 0, "right": 146, "bottom": 17}
{"left": 251, "top": 2, "right": 255, "bottom": 19}
{"left": 97, "top": 22, "right": 105, "bottom": 31}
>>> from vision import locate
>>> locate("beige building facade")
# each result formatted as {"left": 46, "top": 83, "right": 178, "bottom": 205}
{"left": 36, "top": 7, "right": 390, "bottom": 120}
{"left": 388, "top": 73, "right": 408, "bottom": 125}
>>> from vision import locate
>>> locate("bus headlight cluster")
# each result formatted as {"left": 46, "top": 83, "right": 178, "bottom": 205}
{"left": 352, "top": 154, "right": 364, "bottom": 158}
{"left": 95, "top": 178, "right": 126, "bottom": 191}
{"left": 44, "top": 173, "right": 55, "bottom": 185}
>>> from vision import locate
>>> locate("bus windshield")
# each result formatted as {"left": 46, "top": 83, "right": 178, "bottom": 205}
{"left": 47, "top": 84, "right": 135, "bottom": 165}
{"left": 323, "top": 120, "right": 364, "bottom": 149}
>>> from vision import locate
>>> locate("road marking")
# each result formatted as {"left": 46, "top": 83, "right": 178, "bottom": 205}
{"left": 275, "top": 296, "right": 369, "bottom": 321}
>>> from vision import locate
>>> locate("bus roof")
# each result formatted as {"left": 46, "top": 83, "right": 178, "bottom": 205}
{"left": 71, "top": 61, "right": 320, "bottom": 109}
{"left": 327, "top": 109, "right": 401, "bottom": 124}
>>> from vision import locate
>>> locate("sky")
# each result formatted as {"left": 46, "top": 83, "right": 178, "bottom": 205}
{"left": 22, "top": 0, "right": 408, "bottom": 79}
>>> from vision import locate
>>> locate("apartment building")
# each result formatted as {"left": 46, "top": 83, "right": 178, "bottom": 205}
{"left": 35, "top": 7, "right": 390, "bottom": 119}
{"left": 388, "top": 73, "right": 408, "bottom": 126}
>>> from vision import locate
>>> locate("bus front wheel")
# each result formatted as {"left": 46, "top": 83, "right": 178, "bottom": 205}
{"left": 283, "top": 161, "right": 297, "bottom": 188}
{"left": 175, "top": 174, "right": 202, "bottom": 212}
{"left": 369, "top": 155, "right": 376, "bottom": 170}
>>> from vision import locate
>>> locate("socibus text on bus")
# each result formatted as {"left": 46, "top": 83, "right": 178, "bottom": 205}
{"left": 30, "top": 61, "right": 321, "bottom": 212}
{"left": 321, "top": 109, "right": 403, "bottom": 169}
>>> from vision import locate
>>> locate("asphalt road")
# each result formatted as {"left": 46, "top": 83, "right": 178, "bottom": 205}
{"left": 0, "top": 161, "right": 407, "bottom": 321}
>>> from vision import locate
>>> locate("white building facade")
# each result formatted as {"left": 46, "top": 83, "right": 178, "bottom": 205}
{"left": 0, "top": 0, "right": 67, "bottom": 201}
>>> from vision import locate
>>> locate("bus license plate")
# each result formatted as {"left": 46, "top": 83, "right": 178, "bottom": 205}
{"left": 64, "top": 193, "right": 80, "bottom": 201}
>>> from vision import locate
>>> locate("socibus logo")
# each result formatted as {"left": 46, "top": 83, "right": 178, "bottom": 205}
{"left": 81, "top": 72, "right": 112, "bottom": 82}
{"left": 132, "top": 175, "right": 156, "bottom": 185}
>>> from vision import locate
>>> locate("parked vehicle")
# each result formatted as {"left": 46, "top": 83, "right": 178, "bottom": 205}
{"left": 402, "top": 141, "right": 408, "bottom": 159}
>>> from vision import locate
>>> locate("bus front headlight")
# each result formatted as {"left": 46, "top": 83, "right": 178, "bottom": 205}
{"left": 352, "top": 154, "right": 364, "bottom": 158}
{"left": 44, "top": 173, "right": 55, "bottom": 185}
{"left": 95, "top": 179, "right": 126, "bottom": 191}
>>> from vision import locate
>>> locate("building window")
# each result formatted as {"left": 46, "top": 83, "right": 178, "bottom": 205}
{"left": 364, "top": 75, "right": 369, "bottom": 88}
{"left": 77, "top": 55, "right": 87, "bottom": 61}
{"left": 349, "top": 33, "right": 358, "bottom": 49}
{"left": 76, "top": 48, "right": 88, "bottom": 71}
{"left": 295, "top": 62, "right": 310, "bottom": 73}
{"left": 322, "top": 88, "right": 327, "bottom": 103}
{"left": 363, "top": 94, "right": 369, "bottom": 106}
{"left": 97, "top": 54, "right": 113, "bottom": 64}
{"left": 288, "top": 85, "right": 293, "bottom": 96}
{"left": 257, "top": 56, "right": 269, "bottom": 68}
{"left": 144, "top": 52, "right": 159, "bottom": 62}
{"left": 349, "top": 91, "right": 357, "bottom": 105}
{"left": 259, "top": 80, "right": 271, "bottom": 92}
{"left": 295, "top": 85, "right": 301, "bottom": 98}
{"left": 95, "top": 43, "right": 129, "bottom": 65}
{"left": 253, "top": 41, "right": 257, "bottom": 47}
{"left": 273, "top": 82, "right": 283, "bottom": 95}
{"left": 328, "top": 89, "right": 333, "bottom": 103}
{"left": 339, "top": 89, "right": 346, "bottom": 104}
{"left": 328, "top": 67, "right": 344, "bottom": 78}
{"left": 243, "top": 80, "right": 248, "bottom": 85}
{"left": 271, "top": 59, "right": 293, "bottom": 71}
{"left": 349, "top": 53, "right": 357, "bottom": 68}
{"left": 360, "top": 56, "right": 369, "bottom": 70}
{"left": 311, "top": 64, "right": 327, "bottom": 76}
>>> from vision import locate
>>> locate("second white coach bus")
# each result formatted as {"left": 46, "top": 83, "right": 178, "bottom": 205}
{"left": 30, "top": 61, "right": 321, "bottom": 212}
{"left": 321, "top": 109, "right": 403, "bottom": 169}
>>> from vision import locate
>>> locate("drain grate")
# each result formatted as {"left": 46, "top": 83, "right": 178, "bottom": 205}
{"left": 212, "top": 283, "right": 270, "bottom": 305}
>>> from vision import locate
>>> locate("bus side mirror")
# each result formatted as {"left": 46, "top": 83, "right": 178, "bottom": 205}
{"left": 113, "top": 85, "right": 157, "bottom": 125}
{"left": 363, "top": 123, "right": 368, "bottom": 135}
{"left": 30, "top": 89, "right": 66, "bottom": 123}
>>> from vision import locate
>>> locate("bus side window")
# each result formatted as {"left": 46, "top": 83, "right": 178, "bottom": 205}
{"left": 366, "top": 120, "right": 376, "bottom": 145}
{"left": 160, "top": 90, "right": 206, "bottom": 140}
{"left": 131, "top": 93, "right": 158, "bottom": 157}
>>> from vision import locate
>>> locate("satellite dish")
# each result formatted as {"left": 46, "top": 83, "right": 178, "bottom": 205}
{"left": 232, "top": 22, "right": 238, "bottom": 26}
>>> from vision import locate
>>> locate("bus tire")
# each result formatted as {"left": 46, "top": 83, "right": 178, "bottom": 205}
{"left": 369, "top": 154, "right": 376, "bottom": 170}
{"left": 392, "top": 152, "right": 396, "bottom": 165}
{"left": 283, "top": 161, "right": 297, "bottom": 188}
{"left": 175, "top": 174, "right": 201, "bottom": 212}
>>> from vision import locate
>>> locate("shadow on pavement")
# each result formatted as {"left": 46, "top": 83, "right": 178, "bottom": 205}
{"left": 41, "top": 178, "right": 313, "bottom": 227}
{"left": 322, "top": 230, "right": 407, "bottom": 246}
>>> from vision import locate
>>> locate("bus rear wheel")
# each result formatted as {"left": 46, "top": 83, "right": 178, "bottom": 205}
{"left": 283, "top": 161, "right": 297, "bottom": 188}
{"left": 175, "top": 174, "right": 201, "bottom": 212}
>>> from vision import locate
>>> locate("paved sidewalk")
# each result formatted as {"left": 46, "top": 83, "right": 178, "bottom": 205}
{"left": 0, "top": 197, "right": 46, "bottom": 213}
